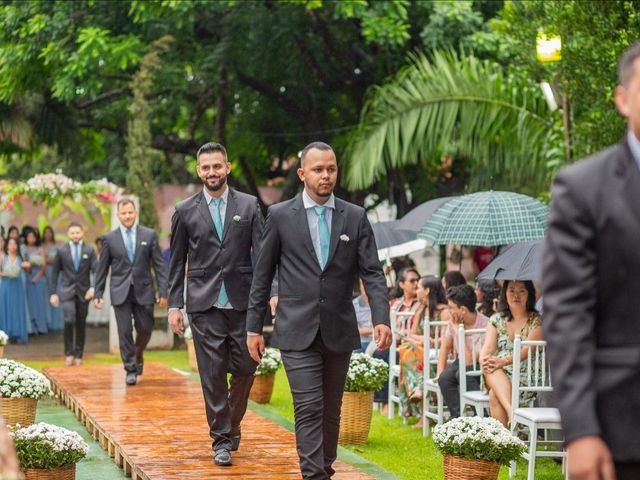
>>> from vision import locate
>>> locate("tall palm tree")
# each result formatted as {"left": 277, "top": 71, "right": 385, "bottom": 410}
{"left": 343, "top": 51, "right": 563, "bottom": 195}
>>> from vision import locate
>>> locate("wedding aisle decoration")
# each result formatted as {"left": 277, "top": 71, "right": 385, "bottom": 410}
{"left": 339, "top": 353, "right": 389, "bottom": 445}
{"left": 249, "top": 347, "right": 282, "bottom": 404}
{"left": 0, "top": 359, "right": 53, "bottom": 427}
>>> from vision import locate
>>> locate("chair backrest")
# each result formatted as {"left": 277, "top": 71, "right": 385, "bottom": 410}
{"left": 389, "top": 307, "right": 415, "bottom": 366}
{"left": 457, "top": 324, "right": 487, "bottom": 395}
{"left": 423, "top": 316, "right": 449, "bottom": 377}
{"left": 511, "top": 335, "right": 552, "bottom": 411}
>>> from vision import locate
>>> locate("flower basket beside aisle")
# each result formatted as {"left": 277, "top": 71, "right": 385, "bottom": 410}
{"left": 10, "top": 423, "right": 89, "bottom": 480}
{"left": 249, "top": 348, "right": 282, "bottom": 404}
{"left": 339, "top": 353, "right": 388, "bottom": 446}
{"left": 0, "top": 330, "right": 8, "bottom": 357}
{"left": 433, "top": 417, "right": 526, "bottom": 480}
{"left": 0, "top": 359, "right": 52, "bottom": 427}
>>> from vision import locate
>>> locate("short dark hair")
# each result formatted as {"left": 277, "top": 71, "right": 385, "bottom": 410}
{"left": 117, "top": 198, "right": 136, "bottom": 210}
{"left": 300, "top": 141, "right": 333, "bottom": 167}
{"left": 447, "top": 284, "right": 477, "bottom": 312}
{"left": 499, "top": 280, "right": 537, "bottom": 321}
{"left": 619, "top": 42, "right": 640, "bottom": 87}
{"left": 443, "top": 270, "right": 467, "bottom": 290}
{"left": 68, "top": 222, "right": 82, "bottom": 230}
{"left": 197, "top": 142, "right": 228, "bottom": 162}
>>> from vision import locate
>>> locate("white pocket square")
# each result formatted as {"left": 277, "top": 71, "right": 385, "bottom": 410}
{"left": 82, "top": 254, "right": 88, "bottom": 259}
{"left": 141, "top": 241, "right": 148, "bottom": 246}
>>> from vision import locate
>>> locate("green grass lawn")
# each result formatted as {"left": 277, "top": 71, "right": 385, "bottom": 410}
{"left": 22, "top": 351, "right": 564, "bottom": 480}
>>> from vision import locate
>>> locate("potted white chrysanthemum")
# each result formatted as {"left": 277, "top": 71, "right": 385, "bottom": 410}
{"left": 10, "top": 422, "right": 89, "bottom": 480}
{"left": 433, "top": 416, "right": 526, "bottom": 480}
{"left": 0, "top": 359, "right": 53, "bottom": 427}
{"left": 0, "top": 329, "right": 8, "bottom": 357}
{"left": 249, "top": 347, "right": 282, "bottom": 404}
{"left": 339, "top": 353, "right": 389, "bottom": 445}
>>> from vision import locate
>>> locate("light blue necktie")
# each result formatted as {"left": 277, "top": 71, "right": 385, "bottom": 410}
{"left": 73, "top": 243, "right": 80, "bottom": 271}
{"left": 314, "top": 206, "right": 330, "bottom": 268}
{"left": 125, "top": 228, "right": 135, "bottom": 262}
{"left": 210, "top": 198, "right": 228, "bottom": 305}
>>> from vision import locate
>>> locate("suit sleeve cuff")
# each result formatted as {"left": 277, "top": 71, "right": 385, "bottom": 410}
{"left": 247, "top": 331, "right": 260, "bottom": 336}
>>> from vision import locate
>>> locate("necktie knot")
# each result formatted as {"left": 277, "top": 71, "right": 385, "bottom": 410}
{"left": 314, "top": 205, "right": 326, "bottom": 218}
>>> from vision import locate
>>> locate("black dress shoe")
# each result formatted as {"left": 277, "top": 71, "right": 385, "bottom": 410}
{"left": 137, "top": 362, "right": 144, "bottom": 375}
{"left": 126, "top": 372, "right": 137, "bottom": 385}
{"left": 230, "top": 432, "right": 241, "bottom": 452}
{"left": 213, "top": 449, "right": 232, "bottom": 466}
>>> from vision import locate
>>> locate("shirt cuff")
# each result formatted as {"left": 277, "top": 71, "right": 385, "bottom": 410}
{"left": 247, "top": 331, "right": 261, "bottom": 336}
{"left": 168, "top": 307, "right": 182, "bottom": 312}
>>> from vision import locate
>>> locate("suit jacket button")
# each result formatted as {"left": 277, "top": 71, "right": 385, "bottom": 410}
{"left": 320, "top": 298, "right": 325, "bottom": 303}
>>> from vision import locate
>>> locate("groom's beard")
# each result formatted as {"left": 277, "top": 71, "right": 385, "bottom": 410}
{"left": 204, "top": 175, "right": 227, "bottom": 192}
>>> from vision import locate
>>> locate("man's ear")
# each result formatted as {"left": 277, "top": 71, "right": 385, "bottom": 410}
{"left": 615, "top": 85, "right": 630, "bottom": 118}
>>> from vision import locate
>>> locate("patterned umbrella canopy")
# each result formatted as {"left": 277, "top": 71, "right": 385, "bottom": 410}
{"left": 417, "top": 191, "right": 548, "bottom": 247}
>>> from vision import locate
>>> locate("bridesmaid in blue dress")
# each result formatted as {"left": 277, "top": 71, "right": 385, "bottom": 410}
{"left": 22, "top": 229, "right": 49, "bottom": 335}
{"left": 42, "top": 226, "right": 63, "bottom": 331}
{"left": 0, "top": 237, "right": 28, "bottom": 343}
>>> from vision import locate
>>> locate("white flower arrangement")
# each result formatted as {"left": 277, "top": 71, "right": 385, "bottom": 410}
{"left": 433, "top": 416, "right": 526, "bottom": 465}
{"left": 183, "top": 325, "right": 193, "bottom": 340}
{"left": 0, "top": 359, "right": 53, "bottom": 399}
{"left": 3, "top": 263, "right": 21, "bottom": 278}
{"left": 10, "top": 423, "right": 89, "bottom": 469}
{"left": 255, "top": 347, "right": 282, "bottom": 376}
{"left": 344, "top": 353, "right": 388, "bottom": 392}
{"left": 233, "top": 215, "right": 241, "bottom": 222}
{"left": 0, "top": 330, "right": 8, "bottom": 346}
{"left": 28, "top": 254, "right": 44, "bottom": 266}
{"left": 339, "top": 234, "right": 350, "bottom": 243}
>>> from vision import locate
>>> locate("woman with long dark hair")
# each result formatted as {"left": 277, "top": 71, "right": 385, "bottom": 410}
{"left": 0, "top": 237, "right": 28, "bottom": 343}
{"left": 22, "top": 228, "right": 49, "bottom": 335}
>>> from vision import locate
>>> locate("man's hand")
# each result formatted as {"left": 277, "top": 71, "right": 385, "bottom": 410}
{"left": 269, "top": 296, "right": 278, "bottom": 317}
{"left": 157, "top": 297, "right": 168, "bottom": 308}
{"left": 84, "top": 288, "right": 94, "bottom": 301}
{"left": 247, "top": 335, "right": 265, "bottom": 364}
{"left": 168, "top": 310, "right": 185, "bottom": 335}
{"left": 374, "top": 324, "right": 392, "bottom": 350}
{"left": 93, "top": 298, "right": 104, "bottom": 309}
{"left": 567, "top": 436, "right": 615, "bottom": 480}
{"left": 50, "top": 294, "right": 59, "bottom": 307}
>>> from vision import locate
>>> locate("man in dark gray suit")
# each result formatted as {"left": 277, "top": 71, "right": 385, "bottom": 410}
{"left": 168, "top": 142, "right": 263, "bottom": 467}
{"left": 49, "top": 222, "right": 97, "bottom": 366}
{"left": 93, "top": 198, "right": 168, "bottom": 386}
{"left": 246, "top": 142, "right": 392, "bottom": 480}
{"left": 543, "top": 42, "right": 640, "bottom": 480}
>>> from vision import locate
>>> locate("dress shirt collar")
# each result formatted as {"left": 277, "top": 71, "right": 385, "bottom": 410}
{"left": 302, "top": 188, "right": 335, "bottom": 210}
{"left": 627, "top": 131, "right": 640, "bottom": 172}
{"left": 69, "top": 240, "right": 83, "bottom": 249}
{"left": 203, "top": 185, "right": 229, "bottom": 206}
{"left": 119, "top": 224, "right": 136, "bottom": 236}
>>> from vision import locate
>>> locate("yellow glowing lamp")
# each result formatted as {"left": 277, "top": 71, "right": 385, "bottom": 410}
{"left": 536, "top": 32, "right": 562, "bottom": 63}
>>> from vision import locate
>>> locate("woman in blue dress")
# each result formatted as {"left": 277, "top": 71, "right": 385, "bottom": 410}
{"left": 42, "top": 226, "right": 63, "bottom": 331}
{"left": 0, "top": 237, "right": 28, "bottom": 343}
{"left": 22, "top": 228, "right": 49, "bottom": 335}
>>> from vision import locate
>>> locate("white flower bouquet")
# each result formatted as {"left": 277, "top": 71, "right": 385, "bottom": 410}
{"left": 183, "top": 325, "right": 193, "bottom": 340}
{"left": 255, "top": 347, "right": 282, "bottom": 376}
{"left": 0, "top": 359, "right": 53, "bottom": 399}
{"left": 0, "top": 330, "right": 8, "bottom": 346}
{"left": 344, "top": 353, "right": 389, "bottom": 392}
{"left": 433, "top": 416, "right": 526, "bottom": 465}
{"left": 28, "top": 254, "right": 44, "bottom": 266}
{"left": 3, "top": 263, "right": 20, "bottom": 278}
{"left": 10, "top": 423, "right": 89, "bottom": 469}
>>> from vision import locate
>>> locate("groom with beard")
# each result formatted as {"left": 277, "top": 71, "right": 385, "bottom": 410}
{"left": 168, "top": 142, "right": 264, "bottom": 467}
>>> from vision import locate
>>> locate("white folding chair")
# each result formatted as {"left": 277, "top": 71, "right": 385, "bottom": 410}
{"left": 458, "top": 324, "right": 489, "bottom": 417}
{"left": 422, "top": 317, "right": 449, "bottom": 436}
{"left": 509, "top": 336, "right": 565, "bottom": 480}
{"left": 387, "top": 308, "right": 414, "bottom": 420}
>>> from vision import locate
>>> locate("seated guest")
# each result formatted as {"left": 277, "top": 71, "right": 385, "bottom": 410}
{"left": 436, "top": 284, "right": 489, "bottom": 418}
{"left": 398, "top": 275, "right": 449, "bottom": 426}
{"left": 475, "top": 279, "right": 501, "bottom": 317}
{"left": 352, "top": 278, "right": 373, "bottom": 353}
{"left": 442, "top": 270, "right": 467, "bottom": 292}
{"left": 480, "top": 280, "right": 542, "bottom": 426}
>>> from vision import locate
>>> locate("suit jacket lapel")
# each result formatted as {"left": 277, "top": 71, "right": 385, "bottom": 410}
{"left": 132, "top": 225, "right": 143, "bottom": 263}
{"left": 292, "top": 194, "right": 321, "bottom": 269}
{"left": 221, "top": 188, "right": 237, "bottom": 243}
{"left": 619, "top": 140, "right": 640, "bottom": 228}
{"left": 196, "top": 191, "right": 220, "bottom": 244}
{"left": 325, "top": 200, "right": 346, "bottom": 270}
{"left": 114, "top": 228, "right": 130, "bottom": 264}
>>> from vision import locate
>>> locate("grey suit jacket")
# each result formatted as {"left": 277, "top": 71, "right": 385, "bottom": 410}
{"left": 94, "top": 225, "right": 168, "bottom": 306}
{"left": 50, "top": 242, "right": 97, "bottom": 302}
{"left": 542, "top": 137, "right": 640, "bottom": 461}
{"left": 247, "top": 194, "right": 390, "bottom": 353}
{"left": 168, "top": 188, "right": 264, "bottom": 313}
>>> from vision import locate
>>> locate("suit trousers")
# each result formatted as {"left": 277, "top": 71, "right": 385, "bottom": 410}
{"left": 615, "top": 463, "right": 640, "bottom": 480}
{"left": 281, "top": 331, "right": 351, "bottom": 480}
{"left": 62, "top": 297, "right": 89, "bottom": 358}
{"left": 189, "top": 307, "right": 256, "bottom": 452}
{"left": 112, "top": 286, "right": 154, "bottom": 373}
{"left": 439, "top": 362, "right": 480, "bottom": 418}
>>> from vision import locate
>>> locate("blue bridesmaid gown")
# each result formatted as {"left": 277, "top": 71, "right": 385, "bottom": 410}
{"left": 0, "top": 256, "right": 28, "bottom": 344}
{"left": 45, "top": 246, "right": 64, "bottom": 331}
{"left": 22, "top": 247, "right": 49, "bottom": 335}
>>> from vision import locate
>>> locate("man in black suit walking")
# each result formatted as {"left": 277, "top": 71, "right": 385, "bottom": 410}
{"left": 93, "top": 198, "right": 168, "bottom": 385}
{"left": 168, "top": 142, "right": 264, "bottom": 467}
{"left": 49, "top": 222, "right": 97, "bottom": 366}
{"left": 543, "top": 42, "right": 640, "bottom": 480}
{"left": 246, "top": 142, "right": 392, "bottom": 480}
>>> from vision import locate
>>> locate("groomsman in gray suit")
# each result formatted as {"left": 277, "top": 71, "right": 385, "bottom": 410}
{"left": 247, "top": 142, "right": 392, "bottom": 480}
{"left": 168, "top": 142, "right": 264, "bottom": 467}
{"left": 49, "top": 222, "right": 98, "bottom": 366}
{"left": 93, "top": 198, "right": 168, "bottom": 386}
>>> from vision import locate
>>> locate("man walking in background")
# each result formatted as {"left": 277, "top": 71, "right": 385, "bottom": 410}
{"left": 49, "top": 222, "right": 97, "bottom": 366}
{"left": 168, "top": 142, "right": 264, "bottom": 467}
{"left": 543, "top": 42, "right": 640, "bottom": 480}
{"left": 246, "top": 141, "right": 392, "bottom": 480}
{"left": 93, "top": 198, "right": 168, "bottom": 386}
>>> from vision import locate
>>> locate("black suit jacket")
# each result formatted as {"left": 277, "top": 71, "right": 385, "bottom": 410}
{"left": 50, "top": 242, "right": 97, "bottom": 302}
{"left": 94, "top": 225, "right": 168, "bottom": 306}
{"left": 543, "top": 137, "right": 640, "bottom": 461}
{"left": 247, "top": 194, "right": 390, "bottom": 353}
{"left": 168, "top": 188, "right": 264, "bottom": 313}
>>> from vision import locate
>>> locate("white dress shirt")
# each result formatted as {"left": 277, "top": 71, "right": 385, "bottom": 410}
{"left": 627, "top": 131, "right": 640, "bottom": 171}
{"left": 119, "top": 224, "right": 137, "bottom": 258}
{"left": 302, "top": 189, "right": 335, "bottom": 268}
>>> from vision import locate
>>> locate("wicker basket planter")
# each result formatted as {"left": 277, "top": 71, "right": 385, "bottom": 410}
{"left": 249, "top": 373, "right": 275, "bottom": 404}
{"left": 338, "top": 391, "right": 374, "bottom": 445}
{"left": 1, "top": 397, "right": 37, "bottom": 427}
{"left": 443, "top": 455, "right": 500, "bottom": 480}
{"left": 23, "top": 463, "right": 76, "bottom": 480}
{"left": 186, "top": 338, "right": 198, "bottom": 372}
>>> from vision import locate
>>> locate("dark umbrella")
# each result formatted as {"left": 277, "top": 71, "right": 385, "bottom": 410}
{"left": 476, "top": 240, "right": 543, "bottom": 281}
{"left": 396, "top": 197, "right": 454, "bottom": 232}
{"left": 371, "top": 220, "right": 426, "bottom": 261}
